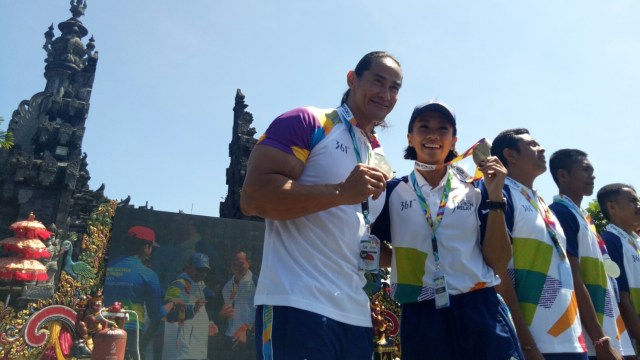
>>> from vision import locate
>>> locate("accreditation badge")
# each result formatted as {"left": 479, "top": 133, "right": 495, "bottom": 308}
{"left": 358, "top": 234, "right": 380, "bottom": 272}
{"left": 433, "top": 270, "right": 450, "bottom": 309}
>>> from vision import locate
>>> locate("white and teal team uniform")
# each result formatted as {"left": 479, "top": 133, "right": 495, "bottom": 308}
{"left": 372, "top": 167, "right": 522, "bottom": 360}
{"left": 550, "top": 196, "right": 634, "bottom": 357}
{"left": 253, "top": 105, "right": 386, "bottom": 359}
{"left": 503, "top": 178, "right": 586, "bottom": 357}
{"left": 602, "top": 224, "right": 640, "bottom": 324}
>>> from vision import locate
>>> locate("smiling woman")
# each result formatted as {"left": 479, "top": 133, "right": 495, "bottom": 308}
{"left": 371, "top": 99, "right": 522, "bottom": 360}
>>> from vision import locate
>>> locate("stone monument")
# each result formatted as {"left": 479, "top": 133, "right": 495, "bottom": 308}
{"left": 0, "top": 0, "right": 106, "bottom": 239}
{"left": 219, "top": 89, "right": 262, "bottom": 221}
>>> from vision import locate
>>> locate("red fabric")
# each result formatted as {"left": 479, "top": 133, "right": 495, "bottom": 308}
{"left": 10, "top": 227, "right": 52, "bottom": 241}
{"left": 127, "top": 225, "right": 158, "bottom": 246}
{"left": 40, "top": 324, "right": 74, "bottom": 359}
{"left": 59, "top": 325, "right": 73, "bottom": 356}
{"left": 0, "top": 244, "right": 50, "bottom": 259}
{"left": 40, "top": 347, "right": 56, "bottom": 360}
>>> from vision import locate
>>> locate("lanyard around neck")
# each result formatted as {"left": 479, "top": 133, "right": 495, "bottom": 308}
{"left": 508, "top": 178, "right": 566, "bottom": 260}
{"left": 337, "top": 104, "right": 373, "bottom": 226}
{"left": 413, "top": 138, "right": 489, "bottom": 182}
{"left": 553, "top": 194, "right": 611, "bottom": 257}
{"left": 410, "top": 170, "right": 453, "bottom": 268}
{"left": 607, "top": 223, "right": 640, "bottom": 254}
{"left": 337, "top": 104, "right": 372, "bottom": 165}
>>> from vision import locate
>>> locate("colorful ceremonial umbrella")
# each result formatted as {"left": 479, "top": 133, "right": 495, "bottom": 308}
{"left": 9, "top": 213, "right": 52, "bottom": 240}
{"left": 0, "top": 213, "right": 51, "bottom": 283}
{"left": 0, "top": 258, "right": 48, "bottom": 281}
{"left": 0, "top": 237, "right": 51, "bottom": 259}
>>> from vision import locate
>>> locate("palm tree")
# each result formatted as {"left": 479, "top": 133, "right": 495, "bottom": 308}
{"left": 0, "top": 116, "right": 13, "bottom": 149}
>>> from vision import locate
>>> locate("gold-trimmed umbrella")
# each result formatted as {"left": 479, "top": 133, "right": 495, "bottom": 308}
{"left": 0, "top": 237, "right": 51, "bottom": 259}
{"left": 0, "top": 258, "right": 48, "bottom": 281}
{"left": 9, "top": 213, "right": 51, "bottom": 240}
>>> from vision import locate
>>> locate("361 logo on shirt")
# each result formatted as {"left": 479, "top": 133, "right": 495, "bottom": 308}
{"left": 335, "top": 140, "right": 350, "bottom": 155}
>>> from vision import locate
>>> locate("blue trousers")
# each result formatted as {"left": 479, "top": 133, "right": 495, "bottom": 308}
{"left": 255, "top": 305, "right": 373, "bottom": 360}
{"left": 400, "top": 287, "right": 524, "bottom": 360}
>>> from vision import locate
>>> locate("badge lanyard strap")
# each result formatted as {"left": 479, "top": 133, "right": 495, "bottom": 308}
{"left": 337, "top": 104, "right": 373, "bottom": 227}
{"left": 607, "top": 224, "right": 640, "bottom": 255}
{"left": 414, "top": 138, "right": 487, "bottom": 182}
{"left": 553, "top": 195, "right": 611, "bottom": 257}
{"left": 410, "top": 170, "right": 453, "bottom": 269}
{"left": 519, "top": 187, "right": 567, "bottom": 261}
{"left": 230, "top": 281, "right": 238, "bottom": 303}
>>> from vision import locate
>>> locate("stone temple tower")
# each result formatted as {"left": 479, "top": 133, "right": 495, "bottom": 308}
{"left": 219, "top": 89, "right": 262, "bottom": 221}
{"left": 0, "top": 0, "right": 105, "bottom": 237}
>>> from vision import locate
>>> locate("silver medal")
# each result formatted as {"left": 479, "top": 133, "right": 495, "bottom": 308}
{"left": 472, "top": 138, "right": 492, "bottom": 166}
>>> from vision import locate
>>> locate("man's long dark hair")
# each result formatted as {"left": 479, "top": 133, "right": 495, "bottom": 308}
{"left": 340, "top": 51, "right": 401, "bottom": 106}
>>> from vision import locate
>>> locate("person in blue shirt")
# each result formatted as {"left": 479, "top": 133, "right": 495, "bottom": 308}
{"left": 103, "top": 225, "right": 165, "bottom": 359}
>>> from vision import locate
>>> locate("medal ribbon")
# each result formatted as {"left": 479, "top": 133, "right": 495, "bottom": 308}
{"left": 336, "top": 104, "right": 373, "bottom": 227}
{"left": 513, "top": 182, "right": 567, "bottom": 260}
{"left": 413, "top": 138, "right": 488, "bottom": 182}
{"left": 553, "top": 195, "right": 611, "bottom": 257}
{"left": 410, "top": 170, "right": 453, "bottom": 269}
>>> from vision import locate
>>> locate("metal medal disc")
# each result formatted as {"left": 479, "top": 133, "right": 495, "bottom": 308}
{"left": 472, "top": 139, "right": 492, "bottom": 166}
{"left": 372, "top": 152, "right": 394, "bottom": 178}
{"left": 603, "top": 258, "right": 621, "bottom": 278}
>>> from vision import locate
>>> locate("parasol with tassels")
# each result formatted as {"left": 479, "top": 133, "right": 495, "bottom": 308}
{"left": 0, "top": 213, "right": 51, "bottom": 282}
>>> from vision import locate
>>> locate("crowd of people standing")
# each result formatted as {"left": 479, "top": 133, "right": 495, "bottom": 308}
{"left": 241, "top": 50, "right": 640, "bottom": 360}
{"left": 103, "top": 225, "right": 257, "bottom": 360}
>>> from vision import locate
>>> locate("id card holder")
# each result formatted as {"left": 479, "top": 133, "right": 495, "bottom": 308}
{"left": 433, "top": 270, "right": 450, "bottom": 309}
{"left": 558, "top": 261, "right": 573, "bottom": 289}
{"left": 358, "top": 234, "right": 380, "bottom": 272}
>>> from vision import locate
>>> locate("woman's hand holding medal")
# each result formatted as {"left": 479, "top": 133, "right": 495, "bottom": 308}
{"left": 473, "top": 140, "right": 507, "bottom": 201}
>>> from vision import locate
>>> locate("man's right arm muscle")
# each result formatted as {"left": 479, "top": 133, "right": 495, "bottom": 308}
{"left": 240, "top": 145, "right": 386, "bottom": 220}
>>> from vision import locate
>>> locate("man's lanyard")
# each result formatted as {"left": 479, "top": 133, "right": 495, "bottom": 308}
{"left": 507, "top": 178, "right": 567, "bottom": 261}
{"left": 336, "top": 104, "right": 373, "bottom": 227}
{"left": 607, "top": 223, "right": 640, "bottom": 255}
{"left": 230, "top": 281, "right": 238, "bottom": 301}
{"left": 410, "top": 170, "right": 453, "bottom": 270}
{"left": 553, "top": 195, "right": 611, "bottom": 257}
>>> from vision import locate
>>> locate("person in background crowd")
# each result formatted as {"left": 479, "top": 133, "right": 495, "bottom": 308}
{"left": 219, "top": 251, "right": 257, "bottom": 359}
{"left": 162, "top": 252, "right": 217, "bottom": 360}
{"left": 104, "top": 225, "right": 165, "bottom": 360}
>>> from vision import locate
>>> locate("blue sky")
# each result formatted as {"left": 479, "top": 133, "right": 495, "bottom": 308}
{"left": 2, "top": 1, "right": 639, "bottom": 216}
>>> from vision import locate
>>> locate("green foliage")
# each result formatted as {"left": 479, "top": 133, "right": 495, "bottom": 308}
{"left": 0, "top": 116, "right": 14, "bottom": 149}
{"left": 586, "top": 199, "right": 608, "bottom": 234}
